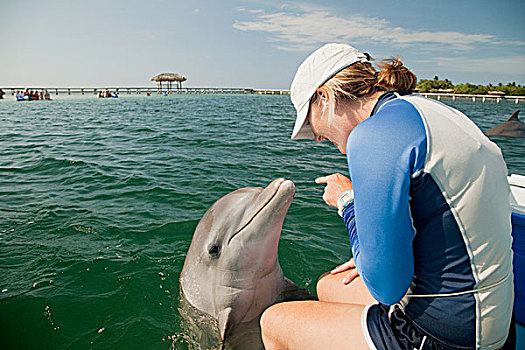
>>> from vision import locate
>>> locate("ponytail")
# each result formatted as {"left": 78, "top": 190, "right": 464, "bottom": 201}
{"left": 375, "top": 57, "right": 417, "bottom": 92}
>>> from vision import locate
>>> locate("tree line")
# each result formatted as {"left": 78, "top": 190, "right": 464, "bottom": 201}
{"left": 416, "top": 76, "right": 525, "bottom": 96}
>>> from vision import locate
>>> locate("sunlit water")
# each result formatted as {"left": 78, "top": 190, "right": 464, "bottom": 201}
{"left": 0, "top": 94, "right": 523, "bottom": 349}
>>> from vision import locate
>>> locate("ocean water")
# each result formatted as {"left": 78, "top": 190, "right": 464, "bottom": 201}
{"left": 0, "top": 94, "right": 523, "bottom": 349}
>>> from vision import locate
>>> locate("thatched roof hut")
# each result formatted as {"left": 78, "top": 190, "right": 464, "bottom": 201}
{"left": 151, "top": 72, "right": 187, "bottom": 91}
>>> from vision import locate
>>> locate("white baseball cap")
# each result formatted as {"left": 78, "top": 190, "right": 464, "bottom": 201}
{"left": 290, "top": 43, "right": 370, "bottom": 139}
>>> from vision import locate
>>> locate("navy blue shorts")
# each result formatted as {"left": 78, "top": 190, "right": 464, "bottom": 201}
{"left": 362, "top": 303, "right": 516, "bottom": 350}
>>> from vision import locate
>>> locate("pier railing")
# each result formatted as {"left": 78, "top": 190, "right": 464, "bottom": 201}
{"left": 421, "top": 92, "right": 524, "bottom": 104}
{"left": 0, "top": 87, "right": 290, "bottom": 96}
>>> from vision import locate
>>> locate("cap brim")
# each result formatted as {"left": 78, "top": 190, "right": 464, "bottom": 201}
{"left": 291, "top": 101, "right": 314, "bottom": 140}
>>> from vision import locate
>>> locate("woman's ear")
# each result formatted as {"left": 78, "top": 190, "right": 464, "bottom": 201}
{"left": 316, "top": 88, "right": 329, "bottom": 108}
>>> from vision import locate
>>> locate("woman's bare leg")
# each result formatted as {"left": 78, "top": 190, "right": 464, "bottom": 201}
{"left": 317, "top": 272, "right": 376, "bottom": 305}
{"left": 260, "top": 300, "right": 369, "bottom": 350}
{"left": 260, "top": 269, "right": 377, "bottom": 349}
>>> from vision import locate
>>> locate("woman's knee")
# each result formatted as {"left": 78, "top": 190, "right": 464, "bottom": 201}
{"left": 261, "top": 302, "right": 290, "bottom": 331}
{"left": 317, "top": 273, "right": 376, "bottom": 305}
{"left": 316, "top": 271, "right": 338, "bottom": 301}
{"left": 260, "top": 303, "right": 288, "bottom": 349}
{"left": 260, "top": 303, "right": 277, "bottom": 332}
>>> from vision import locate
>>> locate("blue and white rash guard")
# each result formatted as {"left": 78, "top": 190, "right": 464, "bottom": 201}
{"left": 342, "top": 92, "right": 514, "bottom": 349}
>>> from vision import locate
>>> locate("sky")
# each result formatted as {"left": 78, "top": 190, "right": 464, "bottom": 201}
{"left": 1, "top": 0, "right": 524, "bottom": 89}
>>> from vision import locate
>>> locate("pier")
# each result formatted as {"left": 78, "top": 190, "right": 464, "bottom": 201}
{"left": 1, "top": 87, "right": 290, "bottom": 96}
{"left": 2, "top": 88, "right": 523, "bottom": 103}
{"left": 421, "top": 92, "right": 524, "bottom": 104}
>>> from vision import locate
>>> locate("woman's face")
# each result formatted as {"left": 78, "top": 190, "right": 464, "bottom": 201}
{"left": 308, "top": 98, "right": 349, "bottom": 154}
{"left": 307, "top": 91, "right": 379, "bottom": 155}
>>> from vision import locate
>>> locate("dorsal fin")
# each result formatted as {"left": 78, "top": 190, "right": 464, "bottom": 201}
{"left": 507, "top": 110, "right": 521, "bottom": 122}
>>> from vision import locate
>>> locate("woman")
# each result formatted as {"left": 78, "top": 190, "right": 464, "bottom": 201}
{"left": 260, "top": 43, "right": 515, "bottom": 350}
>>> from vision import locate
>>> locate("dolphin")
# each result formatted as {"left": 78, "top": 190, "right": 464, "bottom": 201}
{"left": 179, "top": 178, "right": 312, "bottom": 349}
{"left": 486, "top": 110, "right": 525, "bottom": 137}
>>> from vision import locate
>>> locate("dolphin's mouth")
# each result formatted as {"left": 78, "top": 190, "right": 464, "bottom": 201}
{"left": 227, "top": 179, "right": 293, "bottom": 244}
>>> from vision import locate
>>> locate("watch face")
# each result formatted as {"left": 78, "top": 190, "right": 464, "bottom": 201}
{"left": 338, "top": 190, "right": 354, "bottom": 209}
{"left": 342, "top": 191, "right": 354, "bottom": 202}
{"left": 337, "top": 190, "right": 354, "bottom": 217}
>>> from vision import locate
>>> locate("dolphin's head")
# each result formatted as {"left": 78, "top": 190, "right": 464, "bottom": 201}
{"left": 180, "top": 178, "right": 295, "bottom": 333}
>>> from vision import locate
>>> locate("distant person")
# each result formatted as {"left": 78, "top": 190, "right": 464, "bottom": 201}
{"left": 260, "top": 43, "right": 515, "bottom": 350}
{"left": 34, "top": 91, "right": 40, "bottom": 100}
{"left": 0, "top": 89, "right": 5, "bottom": 99}
{"left": 43, "top": 90, "right": 51, "bottom": 100}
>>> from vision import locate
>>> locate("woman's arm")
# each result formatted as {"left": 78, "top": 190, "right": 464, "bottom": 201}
{"left": 345, "top": 101, "right": 427, "bottom": 305}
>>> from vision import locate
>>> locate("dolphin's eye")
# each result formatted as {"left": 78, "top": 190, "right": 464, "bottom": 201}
{"left": 208, "top": 245, "right": 220, "bottom": 257}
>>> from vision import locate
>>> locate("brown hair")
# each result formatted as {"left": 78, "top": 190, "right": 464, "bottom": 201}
{"left": 311, "top": 56, "right": 417, "bottom": 122}
{"left": 376, "top": 57, "right": 417, "bottom": 93}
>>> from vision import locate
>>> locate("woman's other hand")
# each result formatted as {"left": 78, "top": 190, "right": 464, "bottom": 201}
{"left": 315, "top": 173, "right": 353, "bottom": 207}
{"left": 330, "top": 258, "right": 359, "bottom": 285}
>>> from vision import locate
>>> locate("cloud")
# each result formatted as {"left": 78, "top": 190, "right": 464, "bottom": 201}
{"left": 233, "top": 8, "right": 509, "bottom": 52}
{"left": 237, "top": 7, "right": 264, "bottom": 15}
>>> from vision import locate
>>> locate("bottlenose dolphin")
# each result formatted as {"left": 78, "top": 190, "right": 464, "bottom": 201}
{"left": 179, "top": 178, "right": 312, "bottom": 349}
{"left": 486, "top": 110, "right": 525, "bottom": 137}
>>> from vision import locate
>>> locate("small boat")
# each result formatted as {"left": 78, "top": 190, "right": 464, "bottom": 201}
{"left": 98, "top": 91, "right": 118, "bottom": 98}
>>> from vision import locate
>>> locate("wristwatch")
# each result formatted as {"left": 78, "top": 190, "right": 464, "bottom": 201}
{"left": 337, "top": 190, "right": 354, "bottom": 217}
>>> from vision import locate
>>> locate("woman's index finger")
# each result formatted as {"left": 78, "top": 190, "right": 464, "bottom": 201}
{"left": 315, "top": 176, "right": 328, "bottom": 184}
